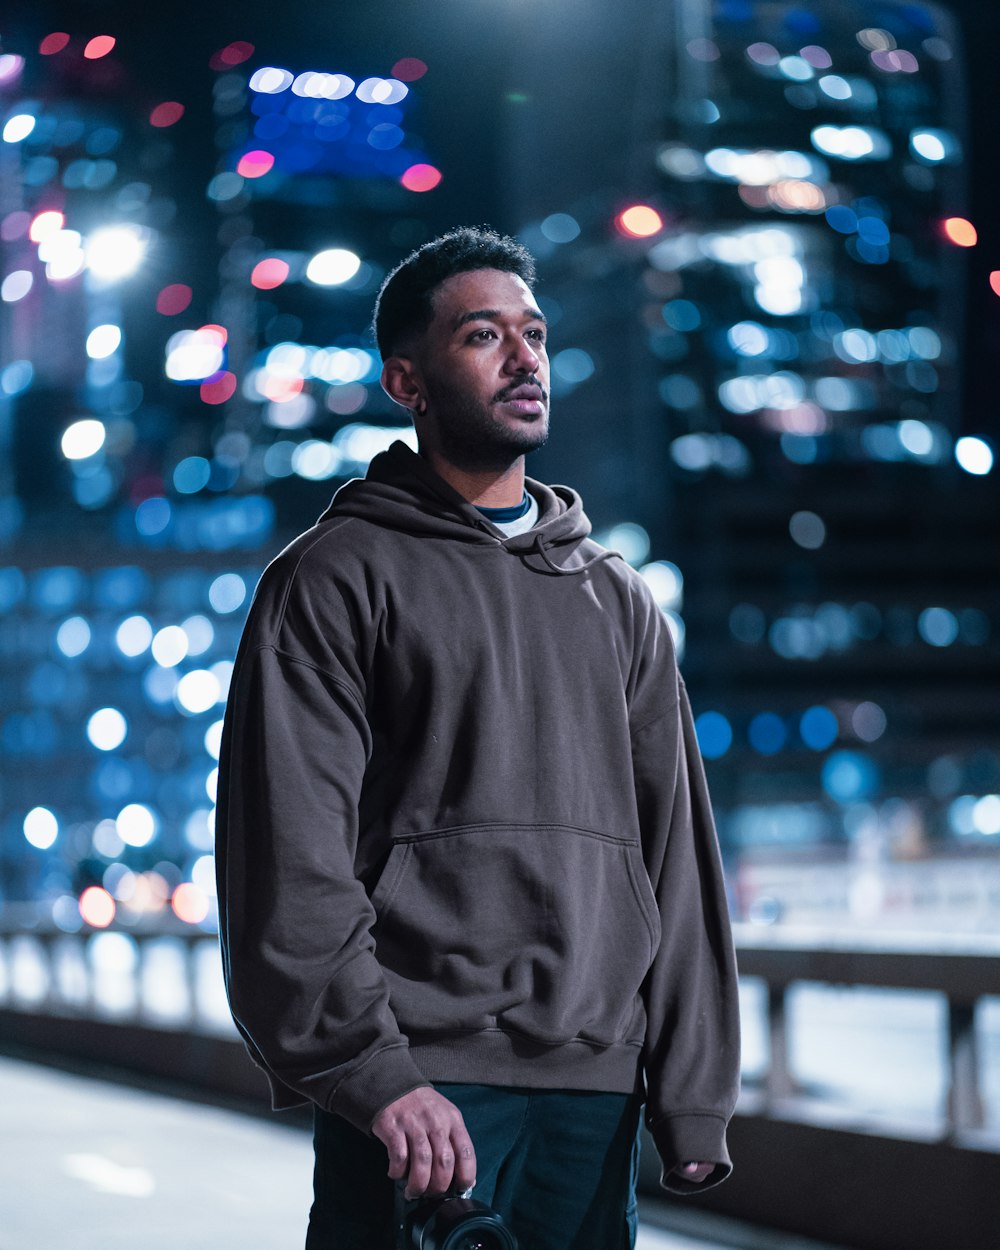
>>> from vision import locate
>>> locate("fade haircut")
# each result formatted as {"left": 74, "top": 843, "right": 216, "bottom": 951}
{"left": 372, "top": 225, "right": 537, "bottom": 359}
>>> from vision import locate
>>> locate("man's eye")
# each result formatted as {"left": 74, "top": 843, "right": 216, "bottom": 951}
{"left": 469, "top": 329, "right": 495, "bottom": 342}
{"left": 527, "top": 329, "right": 546, "bottom": 343}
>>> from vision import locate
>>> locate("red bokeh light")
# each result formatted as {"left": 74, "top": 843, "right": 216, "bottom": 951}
{"left": 39, "top": 32, "right": 71, "bottom": 56}
{"left": 210, "top": 41, "right": 255, "bottom": 71}
{"left": 990, "top": 272, "right": 1000, "bottom": 299}
{"left": 83, "top": 35, "right": 116, "bottom": 60}
{"left": 615, "top": 205, "right": 664, "bottom": 239}
{"left": 237, "top": 150, "right": 275, "bottom": 179}
{"left": 150, "top": 101, "right": 185, "bottom": 129}
{"left": 392, "top": 57, "right": 428, "bottom": 82}
{"left": 251, "top": 258, "right": 290, "bottom": 290}
{"left": 401, "top": 163, "right": 442, "bottom": 193}
{"left": 155, "top": 284, "right": 193, "bottom": 316}
{"left": 201, "top": 372, "right": 237, "bottom": 406}
{"left": 79, "top": 886, "right": 116, "bottom": 929}
{"left": 941, "top": 217, "right": 977, "bottom": 248}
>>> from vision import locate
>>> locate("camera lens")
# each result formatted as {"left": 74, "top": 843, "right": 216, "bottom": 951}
{"left": 441, "top": 1228, "right": 511, "bottom": 1250}
{"left": 406, "top": 1196, "right": 518, "bottom": 1250}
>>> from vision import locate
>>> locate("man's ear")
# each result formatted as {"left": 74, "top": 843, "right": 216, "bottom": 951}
{"left": 380, "top": 356, "right": 425, "bottom": 415}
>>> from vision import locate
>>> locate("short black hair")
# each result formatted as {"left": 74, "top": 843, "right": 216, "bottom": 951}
{"left": 372, "top": 225, "right": 537, "bottom": 359}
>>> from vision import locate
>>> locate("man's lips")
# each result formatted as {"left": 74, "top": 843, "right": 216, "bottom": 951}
{"left": 495, "top": 383, "right": 547, "bottom": 414}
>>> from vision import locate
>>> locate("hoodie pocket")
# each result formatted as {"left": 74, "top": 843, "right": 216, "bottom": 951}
{"left": 369, "top": 823, "right": 660, "bottom": 1048}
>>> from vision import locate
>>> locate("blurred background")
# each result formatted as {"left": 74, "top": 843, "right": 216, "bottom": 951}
{"left": 0, "top": 1, "right": 997, "bottom": 1248}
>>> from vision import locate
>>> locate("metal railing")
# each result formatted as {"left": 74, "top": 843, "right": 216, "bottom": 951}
{"left": 732, "top": 922, "right": 1000, "bottom": 1141}
{"left": 2, "top": 912, "right": 999, "bottom": 1143}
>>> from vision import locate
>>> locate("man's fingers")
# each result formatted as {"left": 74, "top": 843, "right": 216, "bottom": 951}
{"left": 403, "top": 1137, "right": 434, "bottom": 1199}
{"left": 382, "top": 1130, "right": 408, "bottom": 1181}
{"left": 371, "top": 1088, "right": 477, "bottom": 1198}
{"left": 424, "top": 1130, "right": 457, "bottom": 1196}
{"left": 451, "top": 1129, "right": 477, "bottom": 1192}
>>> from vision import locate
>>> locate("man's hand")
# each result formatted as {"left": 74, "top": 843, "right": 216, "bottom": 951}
{"left": 371, "top": 1087, "right": 477, "bottom": 1200}
{"left": 674, "top": 1160, "right": 714, "bottom": 1184}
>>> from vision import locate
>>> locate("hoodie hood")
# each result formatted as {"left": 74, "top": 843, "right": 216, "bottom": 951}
{"left": 319, "top": 440, "right": 617, "bottom": 576}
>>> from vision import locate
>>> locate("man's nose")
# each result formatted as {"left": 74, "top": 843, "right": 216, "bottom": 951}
{"left": 504, "top": 333, "right": 542, "bottom": 375}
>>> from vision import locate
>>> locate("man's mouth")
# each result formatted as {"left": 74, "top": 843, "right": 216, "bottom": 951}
{"left": 495, "top": 382, "right": 548, "bottom": 414}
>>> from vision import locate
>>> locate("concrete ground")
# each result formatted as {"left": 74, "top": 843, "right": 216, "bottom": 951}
{"left": 0, "top": 1055, "right": 839, "bottom": 1250}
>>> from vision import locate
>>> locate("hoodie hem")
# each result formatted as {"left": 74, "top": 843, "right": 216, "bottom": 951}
{"left": 410, "top": 1030, "right": 643, "bottom": 1095}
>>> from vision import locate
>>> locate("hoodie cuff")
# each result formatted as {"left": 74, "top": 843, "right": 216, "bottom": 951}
{"left": 327, "top": 1043, "right": 432, "bottom": 1135}
{"left": 647, "top": 1112, "right": 733, "bottom": 1194}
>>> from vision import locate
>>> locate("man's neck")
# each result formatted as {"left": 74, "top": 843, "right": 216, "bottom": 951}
{"left": 422, "top": 449, "right": 526, "bottom": 507}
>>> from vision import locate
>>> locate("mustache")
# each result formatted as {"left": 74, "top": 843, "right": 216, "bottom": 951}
{"left": 492, "top": 376, "right": 549, "bottom": 403}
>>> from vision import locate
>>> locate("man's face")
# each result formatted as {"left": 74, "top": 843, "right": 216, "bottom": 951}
{"left": 411, "top": 268, "right": 550, "bottom": 473}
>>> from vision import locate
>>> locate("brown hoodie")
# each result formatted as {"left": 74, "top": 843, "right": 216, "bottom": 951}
{"left": 215, "top": 441, "right": 740, "bottom": 1192}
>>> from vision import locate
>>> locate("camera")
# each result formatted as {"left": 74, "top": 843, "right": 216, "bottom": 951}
{"left": 396, "top": 1190, "right": 518, "bottom": 1250}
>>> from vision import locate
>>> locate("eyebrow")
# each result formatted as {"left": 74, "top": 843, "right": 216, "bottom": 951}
{"left": 452, "top": 306, "right": 547, "bottom": 330}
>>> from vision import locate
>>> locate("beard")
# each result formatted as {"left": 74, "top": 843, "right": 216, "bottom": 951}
{"left": 420, "top": 370, "right": 550, "bottom": 473}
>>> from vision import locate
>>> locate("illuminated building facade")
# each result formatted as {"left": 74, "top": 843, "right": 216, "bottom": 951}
{"left": 508, "top": 0, "right": 1000, "bottom": 929}
{"left": 0, "top": 32, "right": 442, "bottom": 930}
{"left": 1, "top": 4, "right": 998, "bottom": 940}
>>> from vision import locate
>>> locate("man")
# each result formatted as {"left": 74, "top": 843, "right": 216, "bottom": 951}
{"left": 216, "top": 226, "right": 740, "bottom": 1249}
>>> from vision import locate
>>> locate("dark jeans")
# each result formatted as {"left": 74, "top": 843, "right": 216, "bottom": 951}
{"left": 305, "top": 1084, "right": 642, "bottom": 1250}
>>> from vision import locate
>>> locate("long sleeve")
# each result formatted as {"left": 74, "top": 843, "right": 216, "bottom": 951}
{"left": 214, "top": 550, "right": 429, "bottom": 1132}
{"left": 629, "top": 603, "right": 741, "bottom": 1193}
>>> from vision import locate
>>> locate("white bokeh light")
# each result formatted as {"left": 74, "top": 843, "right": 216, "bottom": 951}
{"left": 56, "top": 616, "right": 92, "bottom": 657}
{"left": 24, "top": 807, "right": 59, "bottom": 850}
{"left": 61, "top": 418, "right": 107, "bottom": 460}
{"left": 86, "top": 324, "right": 122, "bottom": 359}
{"left": 3, "top": 113, "right": 36, "bottom": 143}
{"left": 116, "top": 615, "right": 153, "bottom": 657}
{"left": 955, "top": 436, "right": 993, "bottom": 476}
{"left": 306, "top": 248, "right": 361, "bottom": 286}
{"left": 176, "top": 669, "right": 222, "bottom": 715}
{"left": 116, "top": 803, "right": 158, "bottom": 848}
{"left": 151, "top": 625, "right": 189, "bottom": 668}
{"left": 86, "top": 225, "right": 147, "bottom": 280}
{"left": 87, "top": 707, "right": 128, "bottom": 751}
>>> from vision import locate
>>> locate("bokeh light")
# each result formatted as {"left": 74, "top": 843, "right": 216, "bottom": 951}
{"left": 200, "top": 373, "right": 237, "bottom": 405}
{"left": 3, "top": 114, "right": 36, "bottom": 144}
{"left": 211, "top": 41, "right": 255, "bottom": 70}
{"left": 392, "top": 58, "right": 428, "bottom": 81}
{"left": 156, "top": 284, "right": 193, "bottom": 316}
{"left": 23, "top": 807, "right": 59, "bottom": 850}
{"left": 695, "top": 711, "right": 733, "bottom": 759}
{"left": 172, "top": 882, "right": 210, "bottom": 925}
{"left": 941, "top": 217, "right": 977, "bottom": 247}
{"left": 86, "top": 707, "right": 128, "bottom": 751}
{"left": 117, "top": 803, "right": 158, "bottom": 848}
{"left": 29, "top": 210, "right": 64, "bottom": 243}
{"left": 616, "top": 205, "right": 664, "bottom": 238}
{"left": 955, "top": 436, "right": 993, "bottom": 476}
{"left": 61, "top": 419, "right": 107, "bottom": 460}
{"left": 39, "top": 32, "right": 71, "bottom": 55}
{"left": 79, "top": 887, "right": 116, "bottom": 928}
{"left": 236, "top": 150, "right": 275, "bottom": 179}
{"left": 251, "top": 258, "right": 290, "bottom": 290}
{"left": 306, "top": 248, "right": 361, "bottom": 286}
{"left": 83, "top": 36, "right": 117, "bottom": 60}
{"left": 400, "top": 164, "right": 442, "bottom": 193}
{"left": 150, "top": 102, "right": 185, "bottom": 128}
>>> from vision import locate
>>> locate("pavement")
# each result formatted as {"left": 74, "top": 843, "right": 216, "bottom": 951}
{"left": 0, "top": 1055, "right": 837, "bottom": 1250}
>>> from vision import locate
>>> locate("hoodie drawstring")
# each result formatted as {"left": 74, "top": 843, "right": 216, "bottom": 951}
{"left": 529, "top": 532, "right": 622, "bottom": 577}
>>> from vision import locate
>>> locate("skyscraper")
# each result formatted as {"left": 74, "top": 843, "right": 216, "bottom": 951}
{"left": 507, "top": 0, "right": 999, "bottom": 930}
